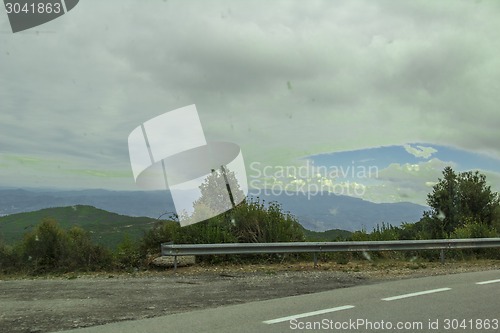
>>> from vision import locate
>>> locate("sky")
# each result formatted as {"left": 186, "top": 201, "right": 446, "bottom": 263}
{"left": 1, "top": 0, "right": 500, "bottom": 206}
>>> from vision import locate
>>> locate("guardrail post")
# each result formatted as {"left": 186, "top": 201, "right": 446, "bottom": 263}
{"left": 440, "top": 249, "right": 445, "bottom": 264}
{"left": 313, "top": 253, "right": 318, "bottom": 268}
{"left": 174, "top": 255, "right": 178, "bottom": 272}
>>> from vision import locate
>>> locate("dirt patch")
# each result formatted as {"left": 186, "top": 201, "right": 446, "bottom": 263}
{"left": 1, "top": 259, "right": 499, "bottom": 333}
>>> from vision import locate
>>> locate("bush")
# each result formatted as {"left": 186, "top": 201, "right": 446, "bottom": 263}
{"left": 232, "top": 198, "right": 305, "bottom": 243}
{"left": 21, "top": 218, "right": 112, "bottom": 274}
{"left": 179, "top": 216, "right": 237, "bottom": 244}
{"left": 451, "top": 220, "right": 497, "bottom": 239}
{"left": 22, "top": 218, "right": 70, "bottom": 273}
{"left": 0, "top": 241, "right": 22, "bottom": 274}
{"left": 140, "top": 220, "right": 180, "bottom": 257}
{"left": 449, "top": 220, "right": 499, "bottom": 259}
{"left": 66, "top": 226, "right": 112, "bottom": 271}
{"left": 114, "top": 234, "right": 142, "bottom": 270}
{"left": 139, "top": 198, "right": 306, "bottom": 265}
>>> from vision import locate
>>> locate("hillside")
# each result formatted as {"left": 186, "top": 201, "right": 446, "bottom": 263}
{"left": 302, "top": 228, "right": 353, "bottom": 241}
{"left": 0, "top": 188, "right": 427, "bottom": 232}
{"left": 0, "top": 205, "right": 158, "bottom": 248}
{"left": 0, "top": 204, "right": 357, "bottom": 249}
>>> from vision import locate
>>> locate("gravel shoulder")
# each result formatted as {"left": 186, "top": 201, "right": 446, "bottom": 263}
{"left": 1, "top": 259, "right": 499, "bottom": 333}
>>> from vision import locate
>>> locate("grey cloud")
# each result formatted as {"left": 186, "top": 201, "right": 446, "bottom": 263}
{"left": 1, "top": 0, "right": 500, "bottom": 194}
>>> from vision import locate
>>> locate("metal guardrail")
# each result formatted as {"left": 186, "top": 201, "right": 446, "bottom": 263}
{"left": 161, "top": 238, "right": 500, "bottom": 270}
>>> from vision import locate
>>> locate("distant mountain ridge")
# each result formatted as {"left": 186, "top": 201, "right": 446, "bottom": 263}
{"left": 0, "top": 188, "right": 172, "bottom": 219}
{"left": 0, "top": 188, "right": 427, "bottom": 232}
{"left": 267, "top": 191, "right": 427, "bottom": 232}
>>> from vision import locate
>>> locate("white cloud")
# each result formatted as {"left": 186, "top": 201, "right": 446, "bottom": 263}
{"left": 480, "top": 170, "right": 500, "bottom": 195}
{"left": 362, "top": 158, "right": 455, "bottom": 205}
{"left": 404, "top": 144, "right": 438, "bottom": 159}
{"left": 361, "top": 158, "right": 500, "bottom": 205}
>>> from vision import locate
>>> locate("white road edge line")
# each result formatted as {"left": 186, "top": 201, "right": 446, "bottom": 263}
{"left": 382, "top": 287, "right": 451, "bottom": 301}
{"left": 476, "top": 279, "right": 500, "bottom": 285}
{"left": 263, "top": 305, "right": 355, "bottom": 324}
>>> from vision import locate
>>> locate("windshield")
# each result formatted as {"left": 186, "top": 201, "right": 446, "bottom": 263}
{"left": 1, "top": 1, "right": 499, "bottom": 333}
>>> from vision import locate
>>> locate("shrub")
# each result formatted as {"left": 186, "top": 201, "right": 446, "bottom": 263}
{"left": 21, "top": 218, "right": 112, "bottom": 274}
{"left": 22, "top": 218, "right": 70, "bottom": 273}
{"left": 140, "top": 220, "right": 180, "bottom": 257}
{"left": 449, "top": 220, "right": 499, "bottom": 259}
{"left": 66, "top": 226, "right": 112, "bottom": 271}
{"left": 0, "top": 240, "right": 22, "bottom": 274}
{"left": 232, "top": 198, "right": 305, "bottom": 243}
{"left": 114, "top": 234, "right": 142, "bottom": 270}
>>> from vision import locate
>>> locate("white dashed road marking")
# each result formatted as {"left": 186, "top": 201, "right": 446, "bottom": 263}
{"left": 263, "top": 305, "right": 355, "bottom": 324}
{"left": 382, "top": 288, "right": 451, "bottom": 301}
{"left": 263, "top": 279, "right": 496, "bottom": 326}
{"left": 476, "top": 279, "right": 500, "bottom": 285}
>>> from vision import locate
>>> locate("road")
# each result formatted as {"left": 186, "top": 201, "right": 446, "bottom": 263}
{"left": 56, "top": 269, "right": 500, "bottom": 333}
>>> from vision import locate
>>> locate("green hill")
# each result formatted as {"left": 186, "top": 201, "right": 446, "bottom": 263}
{"left": 303, "top": 228, "right": 352, "bottom": 241}
{"left": 0, "top": 205, "right": 158, "bottom": 248}
{"left": 0, "top": 205, "right": 354, "bottom": 249}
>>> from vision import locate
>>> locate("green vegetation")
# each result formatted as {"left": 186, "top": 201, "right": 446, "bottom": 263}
{"left": 425, "top": 167, "right": 500, "bottom": 238}
{"left": 350, "top": 167, "right": 500, "bottom": 242}
{"left": 0, "top": 205, "right": 157, "bottom": 248}
{"left": 140, "top": 198, "right": 305, "bottom": 263}
{"left": 346, "top": 167, "right": 500, "bottom": 262}
{"left": 302, "top": 228, "right": 352, "bottom": 241}
{"left": 0, "top": 167, "right": 498, "bottom": 275}
{"left": 0, "top": 197, "right": 307, "bottom": 274}
{"left": 0, "top": 218, "right": 112, "bottom": 274}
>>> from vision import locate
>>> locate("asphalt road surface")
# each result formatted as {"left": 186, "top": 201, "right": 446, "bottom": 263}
{"left": 57, "top": 270, "right": 500, "bottom": 333}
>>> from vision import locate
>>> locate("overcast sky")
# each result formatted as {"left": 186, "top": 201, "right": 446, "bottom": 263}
{"left": 1, "top": 0, "right": 500, "bottom": 206}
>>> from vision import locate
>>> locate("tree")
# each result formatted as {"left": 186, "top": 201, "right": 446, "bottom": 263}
{"left": 426, "top": 167, "right": 460, "bottom": 237}
{"left": 458, "top": 170, "right": 499, "bottom": 227}
{"left": 115, "top": 234, "right": 141, "bottom": 270}
{"left": 22, "top": 219, "right": 112, "bottom": 273}
{"left": 0, "top": 239, "right": 21, "bottom": 273}
{"left": 177, "top": 166, "right": 246, "bottom": 226}
{"left": 426, "top": 167, "right": 500, "bottom": 238}
{"left": 191, "top": 166, "right": 245, "bottom": 223}
{"left": 22, "top": 218, "right": 69, "bottom": 272}
{"left": 66, "top": 226, "right": 112, "bottom": 271}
